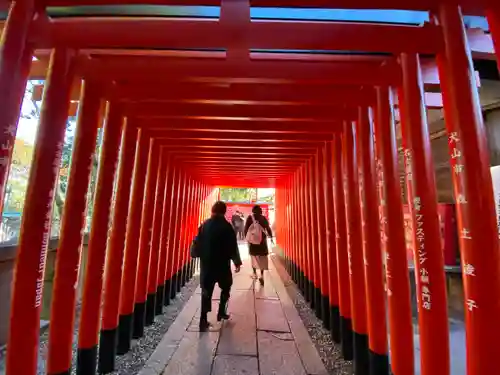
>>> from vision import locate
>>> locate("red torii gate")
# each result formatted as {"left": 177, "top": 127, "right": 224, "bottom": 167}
{"left": 0, "top": 1, "right": 500, "bottom": 375}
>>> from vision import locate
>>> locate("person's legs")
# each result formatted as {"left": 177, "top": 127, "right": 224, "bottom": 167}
{"left": 259, "top": 269, "right": 265, "bottom": 285}
{"left": 217, "top": 273, "right": 233, "bottom": 321}
{"left": 200, "top": 279, "right": 216, "bottom": 331}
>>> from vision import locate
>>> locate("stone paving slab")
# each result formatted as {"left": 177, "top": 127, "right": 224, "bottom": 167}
{"left": 211, "top": 355, "right": 259, "bottom": 375}
{"left": 139, "top": 247, "right": 328, "bottom": 375}
{"left": 255, "top": 298, "right": 290, "bottom": 333}
{"left": 269, "top": 254, "right": 329, "bottom": 375}
{"left": 217, "top": 291, "right": 257, "bottom": 356}
{"left": 162, "top": 332, "right": 219, "bottom": 375}
{"left": 254, "top": 277, "right": 279, "bottom": 300}
{"left": 258, "top": 331, "right": 307, "bottom": 375}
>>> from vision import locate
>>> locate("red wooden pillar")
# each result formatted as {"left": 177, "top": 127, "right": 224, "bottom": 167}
{"left": 98, "top": 120, "right": 138, "bottom": 373}
{"left": 297, "top": 168, "right": 307, "bottom": 294}
{"left": 303, "top": 163, "right": 314, "bottom": 303}
{"left": 332, "top": 134, "right": 354, "bottom": 361}
{"left": 323, "top": 140, "right": 340, "bottom": 343}
{"left": 6, "top": 48, "right": 75, "bottom": 375}
{"left": 292, "top": 175, "right": 300, "bottom": 281}
{"left": 145, "top": 149, "right": 169, "bottom": 324}
{"left": 375, "top": 87, "right": 414, "bottom": 375}
{"left": 156, "top": 157, "right": 174, "bottom": 309}
{"left": 400, "top": 53, "right": 450, "bottom": 375}
{"left": 342, "top": 121, "right": 369, "bottom": 373}
{"left": 180, "top": 177, "right": 193, "bottom": 286}
{"left": 310, "top": 157, "right": 322, "bottom": 312}
{"left": 173, "top": 172, "right": 188, "bottom": 294}
{"left": 163, "top": 167, "right": 180, "bottom": 304}
{"left": 185, "top": 178, "right": 194, "bottom": 279}
{"left": 356, "top": 107, "right": 389, "bottom": 374}
{"left": 0, "top": 0, "right": 35, "bottom": 214}
{"left": 284, "top": 179, "right": 290, "bottom": 270}
{"left": 486, "top": 7, "right": 500, "bottom": 73}
{"left": 134, "top": 141, "right": 160, "bottom": 336}
{"left": 166, "top": 168, "right": 182, "bottom": 301}
{"left": 315, "top": 148, "right": 330, "bottom": 324}
{"left": 46, "top": 80, "right": 102, "bottom": 375}
{"left": 77, "top": 103, "right": 124, "bottom": 375}
{"left": 437, "top": 6, "right": 500, "bottom": 375}
{"left": 117, "top": 129, "right": 150, "bottom": 354}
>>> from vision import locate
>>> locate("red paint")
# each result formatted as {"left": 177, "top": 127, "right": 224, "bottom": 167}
{"left": 375, "top": 87, "right": 414, "bottom": 375}
{"left": 119, "top": 130, "right": 150, "bottom": 318}
{"left": 356, "top": 107, "right": 388, "bottom": 356}
{"left": 6, "top": 49, "right": 75, "bottom": 375}
{"left": 78, "top": 103, "right": 123, "bottom": 350}
{"left": 438, "top": 6, "right": 500, "bottom": 374}
{"left": 47, "top": 80, "right": 101, "bottom": 374}
{"left": 101, "top": 121, "right": 138, "bottom": 330}
{"left": 0, "top": 0, "right": 35, "bottom": 216}
{"left": 135, "top": 142, "right": 160, "bottom": 305}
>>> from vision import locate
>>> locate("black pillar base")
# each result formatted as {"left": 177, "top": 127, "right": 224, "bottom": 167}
{"left": 369, "top": 350, "right": 390, "bottom": 375}
{"left": 304, "top": 278, "right": 311, "bottom": 302}
{"left": 189, "top": 259, "right": 195, "bottom": 278}
{"left": 76, "top": 345, "right": 97, "bottom": 375}
{"left": 116, "top": 313, "right": 133, "bottom": 355}
{"left": 155, "top": 285, "right": 164, "bottom": 315}
{"left": 309, "top": 283, "right": 316, "bottom": 309}
{"left": 321, "top": 295, "right": 330, "bottom": 329}
{"left": 145, "top": 293, "right": 156, "bottom": 326}
{"left": 170, "top": 273, "right": 178, "bottom": 299}
{"left": 353, "top": 332, "right": 370, "bottom": 375}
{"left": 298, "top": 270, "right": 305, "bottom": 294}
{"left": 132, "top": 302, "right": 146, "bottom": 339}
{"left": 49, "top": 371, "right": 71, "bottom": 375}
{"left": 330, "top": 305, "right": 341, "bottom": 344}
{"left": 163, "top": 279, "right": 171, "bottom": 306}
{"left": 314, "top": 287, "right": 322, "bottom": 319}
{"left": 340, "top": 316, "right": 354, "bottom": 361}
{"left": 176, "top": 270, "right": 182, "bottom": 292}
{"left": 180, "top": 265, "right": 186, "bottom": 287}
{"left": 98, "top": 328, "right": 117, "bottom": 374}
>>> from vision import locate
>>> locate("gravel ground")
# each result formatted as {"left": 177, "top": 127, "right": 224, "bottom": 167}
{"left": 0, "top": 275, "right": 200, "bottom": 375}
{"left": 273, "top": 257, "right": 353, "bottom": 375}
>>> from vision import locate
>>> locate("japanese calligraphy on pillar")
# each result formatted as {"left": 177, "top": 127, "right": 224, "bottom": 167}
{"left": 35, "top": 141, "right": 64, "bottom": 308}
{"left": 412, "top": 196, "right": 431, "bottom": 310}
{"left": 448, "top": 131, "right": 477, "bottom": 311}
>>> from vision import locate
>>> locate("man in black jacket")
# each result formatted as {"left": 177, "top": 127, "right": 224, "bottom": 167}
{"left": 195, "top": 201, "right": 242, "bottom": 331}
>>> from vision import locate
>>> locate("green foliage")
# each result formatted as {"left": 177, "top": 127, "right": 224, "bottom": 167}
{"left": 219, "top": 188, "right": 254, "bottom": 202}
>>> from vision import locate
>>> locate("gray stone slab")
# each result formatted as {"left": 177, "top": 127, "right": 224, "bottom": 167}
{"left": 217, "top": 318, "right": 257, "bottom": 357}
{"left": 211, "top": 355, "right": 259, "bottom": 375}
{"left": 254, "top": 278, "right": 279, "bottom": 300}
{"left": 188, "top": 300, "right": 223, "bottom": 332}
{"left": 269, "top": 255, "right": 329, "bottom": 375}
{"left": 255, "top": 299, "right": 290, "bottom": 333}
{"left": 162, "top": 331, "right": 219, "bottom": 375}
{"left": 139, "top": 295, "right": 200, "bottom": 375}
{"left": 258, "top": 331, "right": 307, "bottom": 375}
{"left": 232, "top": 273, "right": 255, "bottom": 290}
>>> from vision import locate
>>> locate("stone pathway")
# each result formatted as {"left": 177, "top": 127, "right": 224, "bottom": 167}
{"left": 138, "top": 248, "right": 328, "bottom": 375}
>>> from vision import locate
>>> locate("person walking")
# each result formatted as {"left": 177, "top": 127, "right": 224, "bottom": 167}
{"left": 244, "top": 205, "right": 273, "bottom": 285}
{"left": 192, "top": 201, "right": 242, "bottom": 331}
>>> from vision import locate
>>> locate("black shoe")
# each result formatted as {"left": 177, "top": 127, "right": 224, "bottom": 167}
{"left": 217, "top": 312, "right": 230, "bottom": 321}
{"left": 259, "top": 277, "right": 264, "bottom": 286}
{"left": 199, "top": 319, "right": 212, "bottom": 332}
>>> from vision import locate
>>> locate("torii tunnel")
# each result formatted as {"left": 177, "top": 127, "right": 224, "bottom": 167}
{"left": 1, "top": 0, "right": 500, "bottom": 375}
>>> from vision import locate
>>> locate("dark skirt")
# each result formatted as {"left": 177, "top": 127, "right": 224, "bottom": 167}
{"left": 248, "top": 237, "right": 269, "bottom": 256}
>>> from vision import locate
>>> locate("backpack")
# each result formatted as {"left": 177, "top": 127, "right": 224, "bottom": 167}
{"left": 246, "top": 215, "right": 263, "bottom": 245}
{"left": 190, "top": 224, "right": 204, "bottom": 258}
